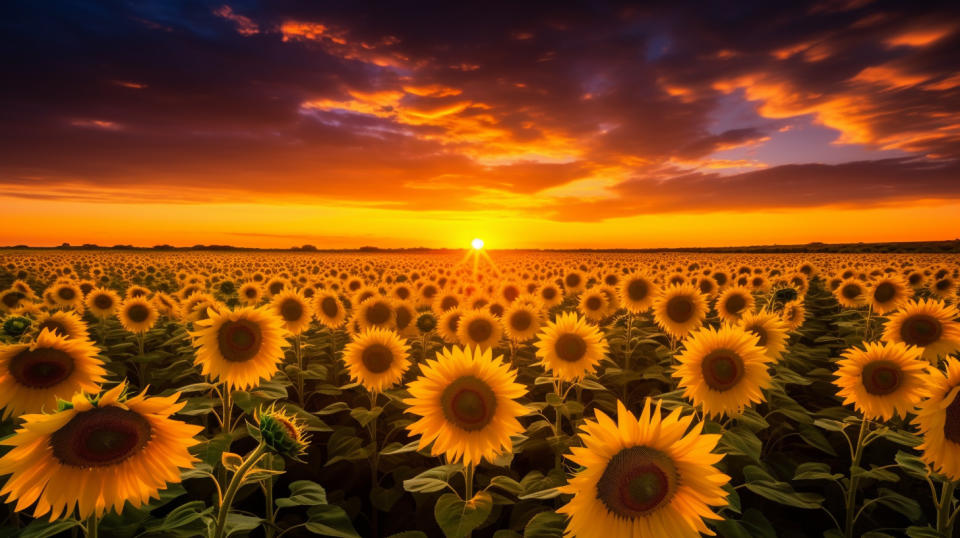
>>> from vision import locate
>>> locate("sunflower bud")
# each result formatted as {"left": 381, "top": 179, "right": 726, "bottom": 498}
{"left": 3, "top": 316, "right": 30, "bottom": 337}
{"left": 255, "top": 405, "right": 309, "bottom": 461}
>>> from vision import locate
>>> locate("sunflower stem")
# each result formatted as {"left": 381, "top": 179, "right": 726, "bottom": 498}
{"left": 844, "top": 418, "right": 870, "bottom": 538}
{"left": 464, "top": 464, "right": 475, "bottom": 501}
{"left": 85, "top": 513, "right": 98, "bottom": 538}
{"left": 368, "top": 390, "right": 381, "bottom": 536}
{"left": 294, "top": 333, "right": 305, "bottom": 407}
{"left": 214, "top": 442, "right": 268, "bottom": 538}
{"left": 264, "top": 455, "right": 276, "bottom": 538}
{"left": 937, "top": 480, "right": 957, "bottom": 536}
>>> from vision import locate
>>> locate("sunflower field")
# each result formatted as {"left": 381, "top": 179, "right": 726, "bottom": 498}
{"left": 0, "top": 250, "right": 959, "bottom": 538}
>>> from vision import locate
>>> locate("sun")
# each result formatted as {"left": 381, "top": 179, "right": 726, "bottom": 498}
{"left": 471, "top": 238, "right": 484, "bottom": 250}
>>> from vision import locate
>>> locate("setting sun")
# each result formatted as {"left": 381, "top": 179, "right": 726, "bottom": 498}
{"left": 471, "top": 238, "right": 484, "bottom": 250}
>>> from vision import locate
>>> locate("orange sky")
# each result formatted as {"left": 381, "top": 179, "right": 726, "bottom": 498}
{"left": 2, "top": 3, "right": 959, "bottom": 248}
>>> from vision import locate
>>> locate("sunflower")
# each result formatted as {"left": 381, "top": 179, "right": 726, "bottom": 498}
{"left": 256, "top": 404, "right": 310, "bottom": 461}
{"left": 914, "top": 358, "right": 960, "bottom": 480}
{"left": 437, "top": 308, "right": 464, "bottom": 344}
{"left": 49, "top": 282, "right": 83, "bottom": 309}
{"left": 152, "top": 292, "right": 179, "bottom": 318}
{"left": 0, "top": 288, "right": 27, "bottom": 313}
{"left": 716, "top": 286, "right": 755, "bottom": 324}
{"left": 457, "top": 309, "right": 504, "bottom": 350}
{"left": 503, "top": 302, "right": 541, "bottom": 342}
{"left": 558, "top": 399, "right": 729, "bottom": 538}
{"left": 867, "top": 275, "right": 909, "bottom": 314}
{"left": 781, "top": 299, "right": 807, "bottom": 331}
{"left": 563, "top": 270, "right": 587, "bottom": 294}
{"left": 620, "top": 273, "right": 657, "bottom": 314}
{"left": 34, "top": 310, "right": 88, "bottom": 340}
{"left": 882, "top": 298, "right": 960, "bottom": 363}
{"left": 432, "top": 292, "right": 461, "bottom": 316}
{"left": 0, "top": 382, "right": 202, "bottom": 521}
{"left": 738, "top": 309, "right": 789, "bottom": 360}
{"left": 355, "top": 296, "right": 396, "bottom": 332}
{"left": 673, "top": 325, "right": 772, "bottom": 418}
{"left": 314, "top": 291, "right": 347, "bottom": 328}
{"left": 538, "top": 283, "right": 563, "bottom": 308}
{"left": 84, "top": 287, "right": 119, "bottom": 319}
{"left": 579, "top": 289, "right": 611, "bottom": 322}
{"left": 393, "top": 300, "right": 418, "bottom": 337}
{"left": 834, "top": 279, "right": 867, "bottom": 309}
{"left": 0, "top": 328, "right": 107, "bottom": 419}
{"left": 833, "top": 341, "right": 928, "bottom": 421}
{"left": 119, "top": 297, "right": 159, "bottom": 334}
{"left": 192, "top": 306, "right": 289, "bottom": 390}
{"left": 652, "top": 284, "right": 707, "bottom": 340}
{"left": 270, "top": 290, "right": 312, "bottom": 334}
{"left": 534, "top": 312, "right": 608, "bottom": 382}
{"left": 342, "top": 328, "right": 411, "bottom": 393}
{"left": 238, "top": 282, "right": 263, "bottom": 305}
{"left": 404, "top": 345, "right": 526, "bottom": 466}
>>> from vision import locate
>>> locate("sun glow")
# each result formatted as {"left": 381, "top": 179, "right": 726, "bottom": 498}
{"left": 471, "top": 238, "right": 484, "bottom": 250}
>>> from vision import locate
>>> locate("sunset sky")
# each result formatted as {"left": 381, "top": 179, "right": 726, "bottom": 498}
{"left": 2, "top": 1, "right": 960, "bottom": 249}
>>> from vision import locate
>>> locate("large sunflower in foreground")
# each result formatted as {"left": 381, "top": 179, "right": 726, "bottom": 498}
{"left": 833, "top": 341, "right": 928, "bottom": 421}
{"left": 652, "top": 284, "right": 707, "bottom": 340}
{"left": 34, "top": 310, "right": 88, "bottom": 340}
{"left": 882, "top": 298, "right": 960, "bottom": 363}
{"left": 914, "top": 358, "right": 960, "bottom": 480}
{"left": 534, "top": 312, "right": 608, "bottom": 382}
{"left": 738, "top": 309, "right": 789, "bottom": 360}
{"left": 404, "top": 345, "right": 526, "bottom": 466}
{"left": 0, "top": 328, "right": 107, "bottom": 419}
{"left": 342, "top": 328, "right": 411, "bottom": 393}
{"left": 673, "top": 325, "right": 772, "bottom": 418}
{"left": 0, "top": 382, "right": 202, "bottom": 521}
{"left": 558, "top": 399, "right": 730, "bottom": 538}
{"left": 192, "top": 306, "right": 289, "bottom": 390}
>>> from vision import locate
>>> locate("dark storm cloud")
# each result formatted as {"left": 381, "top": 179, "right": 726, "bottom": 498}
{"left": 1, "top": 0, "right": 959, "bottom": 218}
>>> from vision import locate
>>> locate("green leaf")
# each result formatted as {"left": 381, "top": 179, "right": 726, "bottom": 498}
{"left": 403, "top": 464, "right": 463, "bottom": 493}
{"left": 19, "top": 519, "right": 82, "bottom": 538}
{"left": 523, "top": 510, "right": 566, "bottom": 537}
{"left": 225, "top": 513, "right": 263, "bottom": 536}
{"left": 518, "top": 487, "right": 562, "bottom": 500}
{"left": 576, "top": 378, "right": 606, "bottom": 391}
{"left": 793, "top": 462, "right": 842, "bottom": 482}
{"left": 350, "top": 406, "right": 383, "bottom": 427}
{"left": 798, "top": 423, "right": 838, "bottom": 456}
{"left": 434, "top": 491, "right": 494, "bottom": 538}
{"left": 306, "top": 504, "right": 362, "bottom": 537}
{"left": 744, "top": 468, "right": 824, "bottom": 509}
{"left": 276, "top": 480, "right": 328, "bottom": 507}
{"left": 371, "top": 485, "right": 404, "bottom": 512}
{"left": 851, "top": 465, "right": 900, "bottom": 483}
{"left": 895, "top": 450, "right": 929, "bottom": 480}
{"left": 721, "top": 426, "right": 762, "bottom": 462}
{"left": 488, "top": 475, "right": 523, "bottom": 496}
{"left": 710, "top": 508, "right": 777, "bottom": 538}
{"left": 875, "top": 488, "right": 922, "bottom": 521}
{"left": 874, "top": 426, "right": 922, "bottom": 447}
{"left": 906, "top": 526, "right": 942, "bottom": 538}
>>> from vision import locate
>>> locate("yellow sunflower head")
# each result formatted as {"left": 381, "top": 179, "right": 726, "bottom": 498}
{"left": 271, "top": 289, "right": 312, "bottom": 334}
{"left": 456, "top": 309, "right": 504, "bottom": 350}
{"left": 558, "top": 399, "right": 730, "bottom": 538}
{"left": 392, "top": 300, "right": 418, "bottom": 337}
{"left": 119, "top": 297, "right": 159, "bottom": 334}
{"left": 674, "top": 325, "right": 772, "bottom": 418}
{"left": 354, "top": 296, "right": 396, "bottom": 332}
{"left": 538, "top": 283, "right": 563, "bottom": 308}
{"left": 503, "top": 302, "right": 541, "bottom": 342}
{"left": 738, "top": 309, "right": 789, "bottom": 360}
{"left": 652, "top": 284, "right": 708, "bottom": 340}
{"left": 85, "top": 287, "right": 120, "bottom": 319}
{"left": 834, "top": 341, "right": 928, "bottom": 421}
{"left": 534, "top": 311, "right": 608, "bottom": 382}
{"left": 914, "top": 358, "right": 960, "bottom": 480}
{"left": 867, "top": 275, "right": 909, "bottom": 314}
{"left": 192, "top": 306, "right": 289, "bottom": 390}
{"left": 437, "top": 308, "right": 465, "bottom": 344}
{"left": 342, "top": 327, "right": 411, "bottom": 393}
{"left": 314, "top": 291, "right": 347, "bottom": 329}
{"left": 239, "top": 282, "right": 263, "bottom": 305}
{"left": 834, "top": 278, "right": 867, "bottom": 309}
{"left": 578, "top": 289, "right": 611, "bottom": 321}
{"left": 882, "top": 298, "right": 960, "bottom": 363}
{"left": 404, "top": 345, "right": 527, "bottom": 466}
{"left": 34, "top": 310, "right": 88, "bottom": 340}
{"left": 0, "top": 328, "right": 107, "bottom": 419}
{"left": 0, "top": 382, "right": 202, "bottom": 521}
{"left": 781, "top": 299, "right": 807, "bottom": 331}
{"left": 49, "top": 282, "right": 82, "bottom": 309}
{"left": 620, "top": 273, "right": 657, "bottom": 314}
{"left": 716, "top": 286, "right": 755, "bottom": 324}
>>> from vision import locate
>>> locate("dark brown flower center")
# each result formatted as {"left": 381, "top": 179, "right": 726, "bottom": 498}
{"left": 841, "top": 283, "right": 862, "bottom": 300}
{"left": 943, "top": 388, "right": 960, "bottom": 444}
{"left": 51, "top": 407, "right": 152, "bottom": 467}
{"left": 93, "top": 294, "right": 113, "bottom": 310}
{"left": 38, "top": 320, "right": 68, "bottom": 337}
{"left": 861, "top": 360, "right": 902, "bottom": 395}
{"left": 9, "top": 347, "right": 75, "bottom": 388}
{"left": 396, "top": 306, "right": 413, "bottom": 330}
{"left": 361, "top": 343, "right": 393, "bottom": 373}
{"left": 510, "top": 310, "right": 533, "bottom": 332}
{"left": 441, "top": 375, "right": 497, "bottom": 431}
{"left": 2, "top": 291, "right": 24, "bottom": 308}
{"left": 585, "top": 296, "right": 603, "bottom": 311}
{"left": 900, "top": 314, "right": 942, "bottom": 347}
{"left": 446, "top": 313, "right": 462, "bottom": 333}
{"left": 724, "top": 294, "right": 747, "bottom": 315}
{"left": 365, "top": 301, "right": 392, "bottom": 325}
{"left": 555, "top": 333, "right": 587, "bottom": 362}
{"left": 565, "top": 273, "right": 581, "bottom": 288}
{"left": 217, "top": 319, "right": 263, "bottom": 362}
{"left": 542, "top": 287, "right": 557, "bottom": 300}
{"left": 126, "top": 304, "right": 150, "bottom": 323}
{"left": 666, "top": 296, "right": 694, "bottom": 323}
{"left": 57, "top": 287, "right": 76, "bottom": 301}
{"left": 701, "top": 349, "right": 744, "bottom": 391}
{"left": 279, "top": 298, "right": 303, "bottom": 322}
{"left": 466, "top": 318, "right": 493, "bottom": 343}
{"left": 597, "top": 446, "right": 678, "bottom": 517}
{"left": 269, "top": 282, "right": 284, "bottom": 295}
{"left": 245, "top": 287, "right": 258, "bottom": 298}
{"left": 873, "top": 282, "right": 896, "bottom": 304}
{"left": 627, "top": 280, "right": 648, "bottom": 301}
{"left": 320, "top": 296, "right": 339, "bottom": 318}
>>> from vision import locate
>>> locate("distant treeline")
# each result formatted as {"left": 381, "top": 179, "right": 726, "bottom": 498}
{"left": 1, "top": 240, "right": 958, "bottom": 254}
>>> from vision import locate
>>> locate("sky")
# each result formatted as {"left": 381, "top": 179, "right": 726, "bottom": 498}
{"left": 2, "top": 0, "right": 959, "bottom": 249}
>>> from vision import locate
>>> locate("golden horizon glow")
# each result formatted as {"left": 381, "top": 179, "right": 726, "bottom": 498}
{"left": 472, "top": 238, "right": 484, "bottom": 250}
